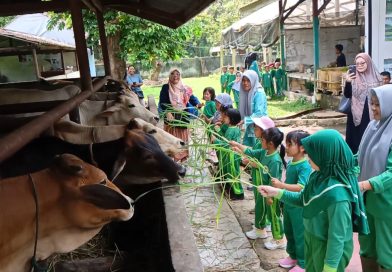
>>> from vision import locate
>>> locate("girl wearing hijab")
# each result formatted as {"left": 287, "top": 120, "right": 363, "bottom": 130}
{"left": 357, "top": 85, "right": 392, "bottom": 272}
{"left": 257, "top": 130, "right": 369, "bottom": 272}
{"left": 344, "top": 53, "right": 382, "bottom": 153}
{"left": 227, "top": 71, "right": 242, "bottom": 108}
{"left": 239, "top": 70, "right": 268, "bottom": 147}
{"left": 159, "top": 68, "right": 191, "bottom": 161}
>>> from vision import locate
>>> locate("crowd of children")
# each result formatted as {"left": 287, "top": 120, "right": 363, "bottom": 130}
{"left": 160, "top": 57, "right": 392, "bottom": 272}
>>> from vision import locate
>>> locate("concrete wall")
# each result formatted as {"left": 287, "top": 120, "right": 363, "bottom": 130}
{"left": 285, "top": 26, "right": 361, "bottom": 71}
{"left": 0, "top": 55, "right": 37, "bottom": 83}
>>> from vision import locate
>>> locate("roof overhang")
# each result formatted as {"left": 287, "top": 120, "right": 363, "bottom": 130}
{"left": 0, "top": 0, "right": 216, "bottom": 28}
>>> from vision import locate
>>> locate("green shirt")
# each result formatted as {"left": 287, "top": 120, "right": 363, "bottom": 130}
{"left": 366, "top": 148, "right": 392, "bottom": 218}
{"left": 261, "top": 72, "right": 273, "bottom": 88}
{"left": 244, "top": 148, "right": 283, "bottom": 184}
{"left": 279, "top": 190, "right": 352, "bottom": 270}
{"left": 220, "top": 73, "right": 229, "bottom": 87}
{"left": 274, "top": 67, "right": 285, "bottom": 79}
{"left": 226, "top": 73, "right": 236, "bottom": 91}
{"left": 203, "top": 100, "right": 216, "bottom": 119}
{"left": 285, "top": 159, "right": 312, "bottom": 208}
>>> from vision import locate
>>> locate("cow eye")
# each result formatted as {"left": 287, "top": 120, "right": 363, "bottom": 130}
{"left": 128, "top": 104, "right": 136, "bottom": 108}
{"left": 148, "top": 129, "right": 157, "bottom": 134}
{"left": 99, "top": 179, "right": 107, "bottom": 185}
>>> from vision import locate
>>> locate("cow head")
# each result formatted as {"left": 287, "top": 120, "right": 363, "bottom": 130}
{"left": 112, "top": 130, "right": 180, "bottom": 185}
{"left": 99, "top": 94, "right": 159, "bottom": 125}
{"left": 127, "top": 118, "right": 186, "bottom": 156}
{"left": 52, "top": 154, "right": 134, "bottom": 228}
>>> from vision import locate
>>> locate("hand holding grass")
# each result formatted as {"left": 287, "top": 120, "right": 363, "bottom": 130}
{"left": 258, "top": 185, "right": 281, "bottom": 197}
{"left": 271, "top": 178, "right": 284, "bottom": 189}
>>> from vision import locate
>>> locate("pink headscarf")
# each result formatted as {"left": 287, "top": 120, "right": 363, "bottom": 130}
{"left": 168, "top": 68, "right": 190, "bottom": 110}
{"left": 351, "top": 53, "right": 382, "bottom": 126}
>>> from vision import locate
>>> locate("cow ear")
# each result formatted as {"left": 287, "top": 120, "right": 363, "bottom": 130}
{"left": 53, "top": 154, "right": 84, "bottom": 175}
{"left": 99, "top": 105, "right": 120, "bottom": 117}
{"left": 127, "top": 118, "right": 139, "bottom": 130}
{"left": 80, "top": 184, "right": 130, "bottom": 210}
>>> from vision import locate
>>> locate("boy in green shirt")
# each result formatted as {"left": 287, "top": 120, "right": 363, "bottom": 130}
{"left": 220, "top": 66, "right": 229, "bottom": 93}
{"left": 274, "top": 62, "right": 285, "bottom": 96}
{"left": 261, "top": 64, "right": 274, "bottom": 97}
{"left": 226, "top": 66, "right": 236, "bottom": 95}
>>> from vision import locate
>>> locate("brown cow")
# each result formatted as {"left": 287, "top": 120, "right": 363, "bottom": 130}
{"left": 0, "top": 154, "right": 133, "bottom": 272}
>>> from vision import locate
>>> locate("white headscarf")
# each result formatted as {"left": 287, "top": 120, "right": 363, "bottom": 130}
{"left": 239, "top": 70, "right": 262, "bottom": 119}
{"left": 358, "top": 85, "right": 392, "bottom": 181}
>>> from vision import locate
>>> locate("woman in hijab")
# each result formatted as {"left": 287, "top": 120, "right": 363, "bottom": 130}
{"left": 239, "top": 70, "right": 267, "bottom": 147}
{"left": 257, "top": 129, "right": 369, "bottom": 272}
{"left": 357, "top": 85, "right": 392, "bottom": 272}
{"left": 344, "top": 53, "right": 382, "bottom": 153}
{"left": 159, "top": 68, "right": 191, "bottom": 161}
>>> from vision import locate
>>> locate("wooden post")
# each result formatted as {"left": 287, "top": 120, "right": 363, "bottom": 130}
{"left": 96, "top": 10, "right": 111, "bottom": 77}
{"left": 69, "top": 0, "right": 92, "bottom": 91}
{"left": 312, "top": 0, "right": 320, "bottom": 104}
{"left": 31, "top": 48, "right": 40, "bottom": 79}
{"left": 220, "top": 46, "right": 224, "bottom": 68}
{"left": 231, "top": 47, "right": 236, "bottom": 68}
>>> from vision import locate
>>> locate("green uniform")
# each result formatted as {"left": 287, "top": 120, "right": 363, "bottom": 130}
{"left": 274, "top": 67, "right": 285, "bottom": 96}
{"left": 244, "top": 141, "right": 268, "bottom": 229}
{"left": 276, "top": 130, "right": 369, "bottom": 272}
{"left": 227, "top": 80, "right": 240, "bottom": 109}
{"left": 245, "top": 147, "right": 284, "bottom": 239}
{"left": 203, "top": 100, "right": 216, "bottom": 119}
{"left": 226, "top": 73, "right": 236, "bottom": 95}
{"left": 220, "top": 72, "right": 229, "bottom": 93}
{"left": 261, "top": 71, "right": 274, "bottom": 97}
{"left": 283, "top": 159, "right": 312, "bottom": 269}
{"left": 214, "top": 126, "right": 243, "bottom": 197}
{"left": 359, "top": 148, "right": 392, "bottom": 270}
{"left": 270, "top": 69, "right": 276, "bottom": 94}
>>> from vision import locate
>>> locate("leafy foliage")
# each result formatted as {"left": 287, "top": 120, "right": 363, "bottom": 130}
{"left": 0, "top": 16, "right": 14, "bottom": 28}
{"left": 48, "top": 10, "right": 198, "bottom": 69}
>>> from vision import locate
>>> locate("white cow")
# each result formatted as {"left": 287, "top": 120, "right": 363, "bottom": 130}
{"left": 54, "top": 118, "right": 185, "bottom": 157}
{"left": 79, "top": 94, "right": 159, "bottom": 125}
{"left": 0, "top": 85, "right": 81, "bottom": 105}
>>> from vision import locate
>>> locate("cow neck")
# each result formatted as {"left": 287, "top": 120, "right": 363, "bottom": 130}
{"left": 89, "top": 138, "right": 125, "bottom": 175}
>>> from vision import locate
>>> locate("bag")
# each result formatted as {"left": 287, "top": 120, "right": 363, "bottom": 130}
{"left": 338, "top": 96, "right": 351, "bottom": 114}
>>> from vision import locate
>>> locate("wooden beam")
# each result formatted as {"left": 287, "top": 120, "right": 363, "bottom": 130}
{"left": 32, "top": 48, "right": 41, "bottom": 79}
{"left": 90, "top": 0, "right": 103, "bottom": 12}
{"left": 283, "top": 0, "right": 307, "bottom": 22}
{"left": 96, "top": 10, "right": 111, "bottom": 77}
{"left": 69, "top": 0, "right": 93, "bottom": 91}
{"left": 82, "top": 0, "right": 97, "bottom": 12}
{"left": 317, "top": 0, "right": 332, "bottom": 16}
{"left": 0, "top": 1, "right": 68, "bottom": 16}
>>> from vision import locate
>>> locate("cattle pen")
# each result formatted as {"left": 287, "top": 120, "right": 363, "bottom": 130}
{"left": 0, "top": 1, "right": 216, "bottom": 271}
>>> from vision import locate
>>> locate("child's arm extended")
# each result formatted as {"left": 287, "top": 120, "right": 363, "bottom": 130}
{"left": 271, "top": 178, "right": 303, "bottom": 192}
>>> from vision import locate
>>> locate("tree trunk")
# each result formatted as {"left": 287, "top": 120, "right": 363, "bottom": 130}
{"left": 107, "top": 31, "right": 126, "bottom": 81}
{"left": 150, "top": 59, "right": 163, "bottom": 81}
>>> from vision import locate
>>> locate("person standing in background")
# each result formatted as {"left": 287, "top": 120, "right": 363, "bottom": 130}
{"left": 335, "top": 44, "right": 347, "bottom": 67}
{"left": 381, "top": 71, "right": 391, "bottom": 85}
{"left": 226, "top": 66, "right": 236, "bottom": 95}
{"left": 344, "top": 53, "right": 382, "bottom": 153}
{"left": 261, "top": 64, "right": 274, "bottom": 97}
{"left": 220, "top": 66, "right": 229, "bottom": 93}
{"left": 126, "top": 65, "right": 144, "bottom": 105}
{"left": 274, "top": 62, "right": 285, "bottom": 96}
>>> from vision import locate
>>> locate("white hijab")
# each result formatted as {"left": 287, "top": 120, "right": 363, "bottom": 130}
{"left": 239, "top": 70, "right": 262, "bottom": 119}
{"left": 358, "top": 85, "right": 392, "bottom": 180}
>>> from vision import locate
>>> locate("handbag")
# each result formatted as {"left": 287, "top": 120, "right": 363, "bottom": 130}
{"left": 338, "top": 96, "right": 351, "bottom": 114}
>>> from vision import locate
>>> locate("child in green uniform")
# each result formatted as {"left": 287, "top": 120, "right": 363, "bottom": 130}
{"left": 261, "top": 65, "right": 274, "bottom": 97}
{"left": 258, "top": 129, "right": 369, "bottom": 272}
{"left": 230, "top": 116, "right": 276, "bottom": 239}
{"left": 226, "top": 66, "right": 236, "bottom": 95}
{"left": 270, "top": 130, "right": 312, "bottom": 272}
{"left": 357, "top": 85, "right": 392, "bottom": 272}
{"left": 227, "top": 71, "right": 241, "bottom": 109}
{"left": 211, "top": 108, "right": 244, "bottom": 200}
{"left": 202, "top": 87, "right": 216, "bottom": 119}
{"left": 220, "top": 66, "right": 229, "bottom": 93}
{"left": 274, "top": 62, "right": 285, "bottom": 96}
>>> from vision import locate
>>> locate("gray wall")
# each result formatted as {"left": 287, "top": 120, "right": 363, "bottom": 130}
{"left": 0, "top": 55, "right": 37, "bottom": 83}
{"left": 285, "top": 26, "right": 361, "bottom": 71}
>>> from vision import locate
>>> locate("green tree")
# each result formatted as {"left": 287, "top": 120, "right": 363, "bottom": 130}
{"left": 183, "top": 0, "right": 254, "bottom": 55}
{"left": 48, "top": 10, "right": 198, "bottom": 80}
{"left": 0, "top": 16, "right": 14, "bottom": 28}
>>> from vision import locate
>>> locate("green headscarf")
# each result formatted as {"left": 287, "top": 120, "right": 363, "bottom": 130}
{"left": 301, "top": 129, "right": 369, "bottom": 235}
